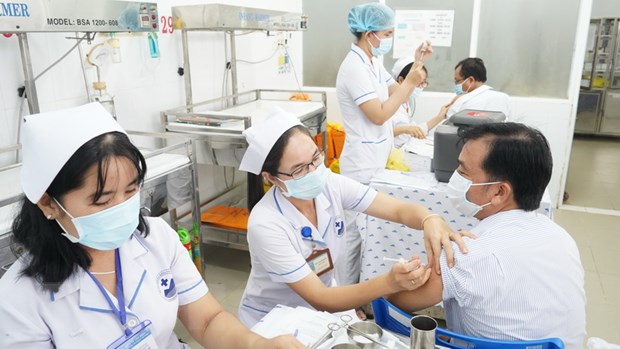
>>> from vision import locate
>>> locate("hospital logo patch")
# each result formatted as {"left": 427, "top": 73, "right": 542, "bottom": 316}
{"left": 156, "top": 269, "right": 177, "bottom": 301}
{"left": 335, "top": 220, "right": 345, "bottom": 237}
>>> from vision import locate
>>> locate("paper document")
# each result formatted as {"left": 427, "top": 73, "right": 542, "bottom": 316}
{"left": 402, "top": 138, "right": 434, "bottom": 158}
{"left": 371, "top": 169, "right": 438, "bottom": 190}
{"left": 251, "top": 305, "right": 407, "bottom": 349}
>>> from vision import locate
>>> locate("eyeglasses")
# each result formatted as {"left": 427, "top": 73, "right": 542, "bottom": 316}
{"left": 454, "top": 77, "right": 467, "bottom": 84}
{"left": 418, "top": 80, "right": 429, "bottom": 88}
{"left": 277, "top": 150, "right": 325, "bottom": 180}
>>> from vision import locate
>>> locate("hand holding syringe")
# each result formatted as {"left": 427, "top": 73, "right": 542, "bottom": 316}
{"left": 415, "top": 40, "right": 433, "bottom": 64}
{"left": 383, "top": 256, "right": 431, "bottom": 291}
{"left": 383, "top": 256, "right": 428, "bottom": 267}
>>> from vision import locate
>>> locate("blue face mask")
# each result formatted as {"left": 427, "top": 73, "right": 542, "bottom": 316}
{"left": 454, "top": 82, "right": 465, "bottom": 95}
{"left": 55, "top": 191, "right": 140, "bottom": 250}
{"left": 369, "top": 33, "right": 393, "bottom": 57}
{"left": 279, "top": 163, "right": 329, "bottom": 200}
{"left": 454, "top": 78, "right": 470, "bottom": 95}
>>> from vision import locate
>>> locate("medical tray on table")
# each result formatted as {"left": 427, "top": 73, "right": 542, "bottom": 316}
{"left": 162, "top": 89, "right": 327, "bottom": 166}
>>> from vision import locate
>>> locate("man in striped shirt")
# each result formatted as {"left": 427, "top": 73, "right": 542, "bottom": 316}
{"left": 389, "top": 123, "right": 586, "bottom": 349}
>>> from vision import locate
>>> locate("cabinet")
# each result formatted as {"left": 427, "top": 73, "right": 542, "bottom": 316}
{"left": 601, "top": 90, "right": 620, "bottom": 134}
{"left": 578, "top": 18, "right": 620, "bottom": 136}
{"left": 582, "top": 18, "right": 620, "bottom": 90}
{"left": 575, "top": 91, "right": 602, "bottom": 133}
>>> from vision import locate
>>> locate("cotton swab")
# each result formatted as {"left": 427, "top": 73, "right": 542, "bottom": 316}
{"left": 383, "top": 257, "right": 406, "bottom": 264}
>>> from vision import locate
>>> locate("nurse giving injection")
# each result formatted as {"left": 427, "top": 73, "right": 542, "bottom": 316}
{"left": 236, "top": 110, "right": 471, "bottom": 328}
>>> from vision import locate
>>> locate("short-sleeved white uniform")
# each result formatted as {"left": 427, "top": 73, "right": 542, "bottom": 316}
{"left": 238, "top": 172, "right": 377, "bottom": 328}
{"left": 0, "top": 217, "right": 208, "bottom": 348}
{"left": 391, "top": 103, "right": 428, "bottom": 148}
{"left": 447, "top": 84, "right": 511, "bottom": 119}
{"left": 336, "top": 44, "right": 396, "bottom": 184}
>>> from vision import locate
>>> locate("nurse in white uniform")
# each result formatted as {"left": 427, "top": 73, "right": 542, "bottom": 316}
{"left": 335, "top": 3, "right": 433, "bottom": 289}
{"left": 336, "top": 3, "right": 431, "bottom": 183}
{"left": 237, "top": 110, "right": 468, "bottom": 328}
{"left": 0, "top": 103, "right": 304, "bottom": 348}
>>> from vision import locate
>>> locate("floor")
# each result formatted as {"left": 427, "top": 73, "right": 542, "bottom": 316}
{"left": 175, "top": 137, "right": 620, "bottom": 348}
{"left": 564, "top": 136, "right": 620, "bottom": 212}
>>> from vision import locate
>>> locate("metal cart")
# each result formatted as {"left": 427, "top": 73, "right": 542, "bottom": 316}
{"left": 161, "top": 89, "right": 327, "bottom": 250}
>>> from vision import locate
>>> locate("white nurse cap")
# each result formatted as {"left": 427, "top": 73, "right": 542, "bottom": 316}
{"left": 391, "top": 56, "right": 415, "bottom": 81}
{"left": 239, "top": 108, "right": 302, "bottom": 175}
{"left": 21, "top": 102, "right": 126, "bottom": 203}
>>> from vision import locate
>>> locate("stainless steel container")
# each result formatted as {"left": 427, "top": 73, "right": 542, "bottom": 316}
{"left": 410, "top": 315, "right": 437, "bottom": 349}
{"left": 346, "top": 321, "right": 383, "bottom": 349}
{"left": 331, "top": 344, "right": 360, "bottom": 349}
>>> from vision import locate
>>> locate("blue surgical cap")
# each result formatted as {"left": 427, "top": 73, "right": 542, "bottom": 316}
{"left": 347, "top": 3, "right": 395, "bottom": 33}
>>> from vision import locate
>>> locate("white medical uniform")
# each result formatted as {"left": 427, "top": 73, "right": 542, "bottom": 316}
{"left": 238, "top": 172, "right": 377, "bottom": 328}
{"left": 0, "top": 217, "right": 208, "bottom": 348}
{"left": 391, "top": 104, "right": 428, "bottom": 148}
{"left": 336, "top": 44, "right": 395, "bottom": 287}
{"left": 336, "top": 43, "right": 396, "bottom": 184}
{"left": 447, "top": 84, "right": 511, "bottom": 119}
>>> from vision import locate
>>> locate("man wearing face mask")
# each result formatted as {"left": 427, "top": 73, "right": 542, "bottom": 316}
{"left": 388, "top": 123, "right": 586, "bottom": 349}
{"left": 446, "top": 57, "right": 512, "bottom": 119}
{"left": 335, "top": 3, "right": 432, "bottom": 293}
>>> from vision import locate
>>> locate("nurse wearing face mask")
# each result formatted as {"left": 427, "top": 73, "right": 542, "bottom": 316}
{"left": 0, "top": 103, "right": 305, "bottom": 349}
{"left": 335, "top": 3, "right": 433, "bottom": 291}
{"left": 336, "top": 3, "right": 431, "bottom": 184}
{"left": 237, "top": 110, "right": 469, "bottom": 328}
{"left": 390, "top": 57, "right": 457, "bottom": 147}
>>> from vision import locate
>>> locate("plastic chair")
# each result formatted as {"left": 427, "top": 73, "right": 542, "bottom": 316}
{"left": 371, "top": 297, "right": 565, "bottom": 349}
{"left": 435, "top": 328, "right": 565, "bottom": 349}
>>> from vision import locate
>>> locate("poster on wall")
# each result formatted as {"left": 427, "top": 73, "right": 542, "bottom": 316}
{"left": 393, "top": 10, "right": 454, "bottom": 59}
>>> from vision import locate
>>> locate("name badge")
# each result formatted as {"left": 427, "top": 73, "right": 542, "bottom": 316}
{"left": 108, "top": 320, "right": 160, "bottom": 349}
{"left": 306, "top": 248, "right": 334, "bottom": 277}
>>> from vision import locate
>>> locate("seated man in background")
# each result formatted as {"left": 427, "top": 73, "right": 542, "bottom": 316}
{"left": 388, "top": 122, "right": 586, "bottom": 349}
{"left": 447, "top": 57, "right": 511, "bottom": 119}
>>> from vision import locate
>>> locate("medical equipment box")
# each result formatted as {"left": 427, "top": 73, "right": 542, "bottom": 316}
{"left": 0, "top": 0, "right": 159, "bottom": 33}
{"left": 432, "top": 109, "right": 506, "bottom": 182}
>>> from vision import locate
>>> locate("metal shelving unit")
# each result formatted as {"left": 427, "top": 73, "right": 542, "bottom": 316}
{"left": 577, "top": 18, "right": 620, "bottom": 136}
{"left": 165, "top": 5, "right": 323, "bottom": 251}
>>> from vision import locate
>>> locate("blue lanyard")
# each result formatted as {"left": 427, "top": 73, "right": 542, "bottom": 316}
{"left": 86, "top": 249, "right": 131, "bottom": 336}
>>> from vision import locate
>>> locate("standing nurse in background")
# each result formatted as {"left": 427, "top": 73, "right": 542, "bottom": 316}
{"left": 335, "top": 3, "right": 432, "bottom": 289}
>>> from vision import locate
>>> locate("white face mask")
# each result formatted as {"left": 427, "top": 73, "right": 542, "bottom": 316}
{"left": 446, "top": 171, "right": 500, "bottom": 218}
{"left": 54, "top": 191, "right": 140, "bottom": 250}
{"left": 278, "top": 163, "right": 329, "bottom": 200}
